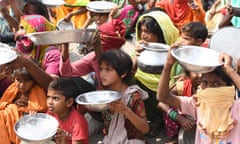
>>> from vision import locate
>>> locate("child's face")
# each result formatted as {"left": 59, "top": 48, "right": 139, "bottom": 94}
{"left": 181, "top": 32, "right": 201, "bottom": 46}
{"left": 199, "top": 73, "right": 227, "bottom": 89}
{"left": 15, "top": 76, "right": 33, "bottom": 93}
{"left": 91, "top": 12, "right": 109, "bottom": 26}
{"left": 99, "top": 62, "right": 122, "bottom": 87}
{"left": 140, "top": 25, "right": 159, "bottom": 42}
{"left": 47, "top": 89, "right": 72, "bottom": 116}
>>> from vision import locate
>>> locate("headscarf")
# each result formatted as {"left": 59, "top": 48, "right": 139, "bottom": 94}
{"left": 135, "top": 11, "right": 179, "bottom": 92}
{"left": 98, "top": 19, "right": 126, "bottom": 51}
{"left": 136, "top": 11, "right": 179, "bottom": 45}
{"left": 196, "top": 86, "right": 235, "bottom": 139}
{"left": 16, "top": 14, "right": 56, "bottom": 64}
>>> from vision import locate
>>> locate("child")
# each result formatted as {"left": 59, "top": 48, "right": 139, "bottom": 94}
{"left": 59, "top": 19, "right": 126, "bottom": 90}
{"left": 98, "top": 49, "right": 149, "bottom": 143}
{"left": 157, "top": 45, "right": 240, "bottom": 143}
{"left": 47, "top": 77, "right": 95, "bottom": 144}
{"left": 133, "top": 9, "right": 179, "bottom": 137}
{"left": 157, "top": 21, "right": 208, "bottom": 142}
{"left": 0, "top": 67, "right": 47, "bottom": 144}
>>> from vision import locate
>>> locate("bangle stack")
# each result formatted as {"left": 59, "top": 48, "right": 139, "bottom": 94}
{"left": 168, "top": 108, "right": 178, "bottom": 121}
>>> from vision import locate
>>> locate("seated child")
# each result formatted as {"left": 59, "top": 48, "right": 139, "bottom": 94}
{"left": 98, "top": 49, "right": 149, "bottom": 143}
{"left": 0, "top": 67, "right": 47, "bottom": 144}
{"left": 47, "top": 77, "right": 95, "bottom": 144}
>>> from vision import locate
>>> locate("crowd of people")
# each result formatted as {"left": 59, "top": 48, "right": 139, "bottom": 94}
{"left": 0, "top": 0, "right": 239, "bottom": 143}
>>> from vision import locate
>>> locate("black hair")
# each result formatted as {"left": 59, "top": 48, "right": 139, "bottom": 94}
{"left": 23, "top": 0, "right": 50, "bottom": 20}
{"left": 181, "top": 22, "right": 208, "bottom": 42}
{"left": 207, "top": 66, "right": 233, "bottom": 86}
{"left": 48, "top": 77, "right": 96, "bottom": 100}
{"left": 98, "top": 49, "right": 133, "bottom": 83}
{"left": 13, "top": 67, "right": 34, "bottom": 82}
{"left": 137, "top": 16, "right": 166, "bottom": 43}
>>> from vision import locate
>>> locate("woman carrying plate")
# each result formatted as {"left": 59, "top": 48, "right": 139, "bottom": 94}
{"left": 15, "top": 14, "right": 61, "bottom": 78}
{"left": 50, "top": 0, "right": 89, "bottom": 29}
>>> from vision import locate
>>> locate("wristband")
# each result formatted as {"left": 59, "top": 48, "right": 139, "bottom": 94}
{"left": 168, "top": 110, "right": 178, "bottom": 120}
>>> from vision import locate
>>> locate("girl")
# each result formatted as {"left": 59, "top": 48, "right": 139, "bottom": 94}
{"left": 157, "top": 45, "right": 240, "bottom": 143}
{"left": 98, "top": 49, "right": 149, "bottom": 143}
{"left": 0, "top": 67, "right": 47, "bottom": 144}
{"left": 133, "top": 9, "right": 179, "bottom": 137}
{"left": 47, "top": 77, "right": 95, "bottom": 144}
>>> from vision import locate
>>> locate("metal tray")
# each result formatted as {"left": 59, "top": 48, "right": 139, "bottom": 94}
{"left": 0, "top": 43, "right": 17, "bottom": 65}
{"left": 209, "top": 26, "right": 240, "bottom": 66}
{"left": 26, "top": 29, "right": 96, "bottom": 45}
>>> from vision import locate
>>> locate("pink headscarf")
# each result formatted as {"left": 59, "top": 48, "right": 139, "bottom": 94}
{"left": 16, "top": 14, "right": 56, "bottom": 64}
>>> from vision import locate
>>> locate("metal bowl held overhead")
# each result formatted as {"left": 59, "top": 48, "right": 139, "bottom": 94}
{"left": 75, "top": 90, "right": 121, "bottom": 112}
{"left": 26, "top": 29, "right": 96, "bottom": 45}
{"left": 137, "top": 42, "right": 169, "bottom": 74}
{"left": 171, "top": 46, "right": 222, "bottom": 73}
{"left": 86, "top": 1, "right": 117, "bottom": 13}
{"left": 14, "top": 113, "right": 58, "bottom": 143}
{"left": 41, "top": 0, "right": 65, "bottom": 7}
{"left": 0, "top": 43, "right": 17, "bottom": 65}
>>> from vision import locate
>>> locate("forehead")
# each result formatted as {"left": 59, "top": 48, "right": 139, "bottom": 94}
{"left": 201, "top": 73, "right": 221, "bottom": 81}
{"left": 100, "top": 61, "right": 112, "bottom": 67}
{"left": 47, "top": 89, "right": 64, "bottom": 96}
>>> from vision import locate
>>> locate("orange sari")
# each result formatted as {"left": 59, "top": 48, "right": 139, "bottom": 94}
{"left": 0, "top": 83, "right": 47, "bottom": 144}
{"left": 52, "top": 0, "right": 89, "bottom": 29}
{"left": 155, "top": 0, "right": 205, "bottom": 30}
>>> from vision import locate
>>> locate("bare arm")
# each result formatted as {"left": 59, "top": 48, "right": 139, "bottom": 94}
{"left": 8, "top": 0, "right": 24, "bottom": 22}
{"left": 156, "top": 47, "right": 182, "bottom": 110}
{"left": 64, "top": 7, "right": 87, "bottom": 22}
{"left": 3, "top": 55, "right": 53, "bottom": 90}
{"left": 109, "top": 100, "right": 149, "bottom": 134}
{"left": 1, "top": 7, "right": 18, "bottom": 30}
{"left": 220, "top": 53, "right": 240, "bottom": 90}
{"left": 124, "top": 106, "right": 149, "bottom": 133}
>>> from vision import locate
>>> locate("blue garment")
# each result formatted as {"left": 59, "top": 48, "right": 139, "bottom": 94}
{"left": 231, "top": 0, "right": 240, "bottom": 28}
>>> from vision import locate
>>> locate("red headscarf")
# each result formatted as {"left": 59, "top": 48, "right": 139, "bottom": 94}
{"left": 98, "top": 19, "right": 126, "bottom": 51}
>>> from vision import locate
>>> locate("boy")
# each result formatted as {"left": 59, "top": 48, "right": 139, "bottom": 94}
{"left": 47, "top": 77, "right": 95, "bottom": 144}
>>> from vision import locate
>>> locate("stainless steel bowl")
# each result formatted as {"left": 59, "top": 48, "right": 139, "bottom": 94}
{"left": 26, "top": 29, "right": 96, "bottom": 45}
{"left": 57, "top": 18, "right": 75, "bottom": 30}
{"left": 0, "top": 43, "right": 17, "bottom": 65}
{"left": 171, "top": 46, "right": 222, "bottom": 73}
{"left": 75, "top": 90, "right": 122, "bottom": 112}
{"left": 137, "top": 42, "right": 169, "bottom": 74}
{"left": 14, "top": 113, "right": 58, "bottom": 143}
